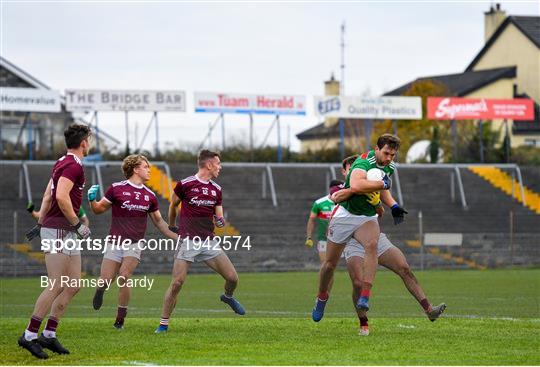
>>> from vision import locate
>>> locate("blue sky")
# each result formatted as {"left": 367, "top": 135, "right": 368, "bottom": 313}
{"left": 1, "top": 1, "right": 538, "bottom": 152}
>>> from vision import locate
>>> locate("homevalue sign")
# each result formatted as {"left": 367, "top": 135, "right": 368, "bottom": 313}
{"left": 314, "top": 96, "right": 422, "bottom": 120}
{"left": 1, "top": 87, "right": 61, "bottom": 113}
{"left": 65, "top": 90, "right": 186, "bottom": 112}
{"left": 427, "top": 97, "right": 535, "bottom": 120}
{"left": 194, "top": 92, "right": 306, "bottom": 115}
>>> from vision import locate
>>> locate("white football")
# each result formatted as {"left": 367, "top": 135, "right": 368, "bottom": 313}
{"left": 366, "top": 168, "right": 384, "bottom": 181}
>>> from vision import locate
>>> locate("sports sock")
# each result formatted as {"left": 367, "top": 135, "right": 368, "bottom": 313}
{"left": 24, "top": 315, "right": 42, "bottom": 341}
{"left": 420, "top": 298, "right": 432, "bottom": 312}
{"left": 317, "top": 291, "right": 329, "bottom": 301}
{"left": 360, "top": 316, "right": 369, "bottom": 327}
{"left": 159, "top": 318, "right": 169, "bottom": 327}
{"left": 115, "top": 306, "right": 128, "bottom": 323}
{"left": 43, "top": 316, "right": 59, "bottom": 338}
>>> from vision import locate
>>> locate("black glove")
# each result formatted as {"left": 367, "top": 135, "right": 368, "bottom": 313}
{"left": 26, "top": 202, "right": 35, "bottom": 213}
{"left": 382, "top": 174, "right": 392, "bottom": 190}
{"left": 391, "top": 204, "right": 408, "bottom": 225}
{"left": 26, "top": 224, "right": 42, "bottom": 241}
{"left": 73, "top": 221, "right": 91, "bottom": 239}
{"left": 168, "top": 225, "right": 179, "bottom": 233}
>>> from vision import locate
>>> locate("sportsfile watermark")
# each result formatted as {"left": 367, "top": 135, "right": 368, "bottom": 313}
{"left": 40, "top": 235, "right": 252, "bottom": 254}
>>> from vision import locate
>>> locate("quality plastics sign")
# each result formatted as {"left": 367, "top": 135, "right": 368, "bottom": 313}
{"left": 194, "top": 92, "right": 306, "bottom": 115}
{"left": 428, "top": 97, "right": 535, "bottom": 120}
{"left": 314, "top": 95, "right": 422, "bottom": 120}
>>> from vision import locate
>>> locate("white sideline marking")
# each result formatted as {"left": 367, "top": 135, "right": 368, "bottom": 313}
{"left": 4, "top": 304, "right": 540, "bottom": 322}
{"left": 397, "top": 324, "right": 416, "bottom": 329}
{"left": 124, "top": 361, "right": 157, "bottom": 366}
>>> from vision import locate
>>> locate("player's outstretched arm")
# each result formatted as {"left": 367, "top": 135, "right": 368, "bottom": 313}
{"left": 149, "top": 210, "right": 179, "bottom": 241}
{"left": 168, "top": 193, "right": 181, "bottom": 228}
{"left": 88, "top": 185, "right": 111, "bottom": 214}
{"left": 349, "top": 169, "right": 385, "bottom": 194}
{"left": 305, "top": 213, "right": 316, "bottom": 247}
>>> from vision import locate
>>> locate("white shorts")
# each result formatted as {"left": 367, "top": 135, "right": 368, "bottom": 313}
{"left": 175, "top": 238, "right": 224, "bottom": 263}
{"left": 343, "top": 233, "right": 396, "bottom": 261}
{"left": 103, "top": 241, "right": 142, "bottom": 263}
{"left": 327, "top": 206, "right": 379, "bottom": 245}
{"left": 41, "top": 227, "right": 81, "bottom": 256}
{"left": 317, "top": 240, "right": 327, "bottom": 252}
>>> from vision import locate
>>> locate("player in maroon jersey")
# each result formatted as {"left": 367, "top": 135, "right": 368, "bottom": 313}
{"left": 155, "top": 150, "right": 245, "bottom": 333}
{"left": 87, "top": 154, "right": 178, "bottom": 329}
{"left": 19, "top": 124, "right": 92, "bottom": 359}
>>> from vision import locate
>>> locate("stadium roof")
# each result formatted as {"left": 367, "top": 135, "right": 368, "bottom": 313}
{"left": 0, "top": 56, "right": 51, "bottom": 89}
{"left": 466, "top": 16, "right": 540, "bottom": 71}
{"left": 384, "top": 66, "right": 517, "bottom": 97}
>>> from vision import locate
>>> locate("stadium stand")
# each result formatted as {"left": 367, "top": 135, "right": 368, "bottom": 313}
{"left": 0, "top": 161, "right": 538, "bottom": 276}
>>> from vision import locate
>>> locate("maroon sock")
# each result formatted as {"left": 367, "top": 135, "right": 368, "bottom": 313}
{"left": 420, "top": 298, "right": 432, "bottom": 312}
{"left": 44, "top": 316, "right": 59, "bottom": 333}
{"left": 116, "top": 306, "right": 128, "bottom": 323}
{"left": 318, "top": 292, "right": 329, "bottom": 301}
{"left": 360, "top": 316, "right": 369, "bottom": 327}
{"left": 26, "top": 315, "right": 42, "bottom": 333}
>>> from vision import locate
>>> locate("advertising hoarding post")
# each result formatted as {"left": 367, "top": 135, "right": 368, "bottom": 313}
{"left": 277, "top": 115, "right": 282, "bottom": 163}
{"left": 154, "top": 111, "right": 160, "bottom": 157}
{"left": 221, "top": 113, "right": 226, "bottom": 151}
{"left": 27, "top": 115, "right": 33, "bottom": 160}
{"left": 479, "top": 120, "right": 484, "bottom": 163}
{"left": 451, "top": 120, "right": 457, "bottom": 162}
{"left": 249, "top": 113, "right": 254, "bottom": 162}
{"left": 125, "top": 111, "right": 129, "bottom": 154}
{"left": 94, "top": 111, "right": 101, "bottom": 153}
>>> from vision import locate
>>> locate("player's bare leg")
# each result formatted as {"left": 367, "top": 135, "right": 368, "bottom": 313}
{"left": 346, "top": 256, "right": 369, "bottom": 335}
{"left": 352, "top": 221, "right": 380, "bottom": 311}
{"left": 312, "top": 241, "right": 344, "bottom": 322}
{"left": 93, "top": 258, "right": 121, "bottom": 310}
{"left": 38, "top": 254, "right": 81, "bottom": 355}
{"left": 318, "top": 251, "right": 334, "bottom": 291}
{"left": 379, "top": 247, "right": 446, "bottom": 321}
{"left": 114, "top": 257, "right": 139, "bottom": 329}
{"left": 205, "top": 254, "right": 245, "bottom": 315}
{"left": 156, "top": 259, "right": 190, "bottom": 332}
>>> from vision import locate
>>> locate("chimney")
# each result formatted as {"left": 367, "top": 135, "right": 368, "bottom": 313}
{"left": 484, "top": 3, "right": 506, "bottom": 42}
{"left": 324, "top": 72, "right": 340, "bottom": 96}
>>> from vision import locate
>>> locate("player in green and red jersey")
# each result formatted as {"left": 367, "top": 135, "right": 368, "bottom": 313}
{"left": 305, "top": 180, "right": 343, "bottom": 264}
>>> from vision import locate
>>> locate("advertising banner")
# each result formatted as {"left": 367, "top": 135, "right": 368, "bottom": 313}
{"left": 427, "top": 97, "right": 535, "bottom": 120}
{"left": 65, "top": 90, "right": 186, "bottom": 112}
{"left": 194, "top": 92, "right": 306, "bottom": 115}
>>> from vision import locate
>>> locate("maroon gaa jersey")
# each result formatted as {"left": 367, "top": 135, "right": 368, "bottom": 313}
{"left": 104, "top": 180, "right": 159, "bottom": 242}
{"left": 174, "top": 175, "right": 222, "bottom": 239}
{"left": 42, "top": 153, "right": 85, "bottom": 230}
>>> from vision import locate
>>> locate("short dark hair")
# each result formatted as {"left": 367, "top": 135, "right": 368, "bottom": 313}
{"left": 342, "top": 155, "right": 359, "bottom": 170}
{"left": 376, "top": 134, "right": 401, "bottom": 150}
{"left": 198, "top": 149, "right": 221, "bottom": 168}
{"left": 64, "top": 123, "right": 91, "bottom": 149}
{"left": 329, "top": 179, "right": 343, "bottom": 188}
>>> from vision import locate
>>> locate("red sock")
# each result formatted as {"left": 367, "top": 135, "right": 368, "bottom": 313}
{"left": 44, "top": 316, "right": 59, "bottom": 333}
{"left": 360, "top": 289, "right": 371, "bottom": 298}
{"left": 420, "top": 298, "right": 432, "bottom": 312}
{"left": 360, "top": 316, "right": 369, "bottom": 327}
{"left": 318, "top": 292, "right": 329, "bottom": 301}
{"left": 116, "top": 306, "right": 128, "bottom": 323}
{"left": 26, "top": 315, "right": 42, "bottom": 333}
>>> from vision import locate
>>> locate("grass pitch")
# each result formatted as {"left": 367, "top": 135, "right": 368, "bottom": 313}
{"left": 1, "top": 269, "right": 539, "bottom": 365}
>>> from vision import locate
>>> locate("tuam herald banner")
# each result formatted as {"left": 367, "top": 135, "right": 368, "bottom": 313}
{"left": 314, "top": 95, "right": 422, "bottom": 120}
{"left": 194, "top": 92, "right": 306, "bottom": 115}
{"left": 1, "top": 87, "right": 61, "bottom": 113}
{"left": 427, "top": 97, "right": 535, "bottom": 120}
{"left": 65, "top": 89, "right": 186, "bottom": 112}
